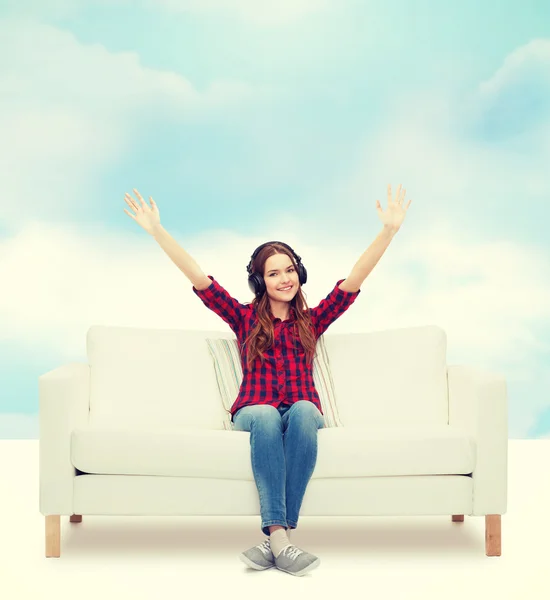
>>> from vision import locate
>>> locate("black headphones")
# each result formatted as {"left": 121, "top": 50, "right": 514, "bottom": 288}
{"left": 246, "top": 241, "right": 307, "bottom": 296}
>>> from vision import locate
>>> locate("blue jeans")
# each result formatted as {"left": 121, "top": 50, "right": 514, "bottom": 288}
{"left": 233, "top": 400, "right": 325, "bottom": 537}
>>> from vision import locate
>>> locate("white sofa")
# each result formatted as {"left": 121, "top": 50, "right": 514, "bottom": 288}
{"left": 39, "top": 324, "right": 508, "bottom": 558}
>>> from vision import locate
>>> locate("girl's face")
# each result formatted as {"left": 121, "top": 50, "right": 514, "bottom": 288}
{"left": 263, "top": 252, "right": 299, "bottom": 301}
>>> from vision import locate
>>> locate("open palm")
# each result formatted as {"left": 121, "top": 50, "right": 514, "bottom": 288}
{"left": 123, "top": 188, "right": 161, "bottom": 235}
{"left": 376, "top": 184, "right": 412, "bottom": 230}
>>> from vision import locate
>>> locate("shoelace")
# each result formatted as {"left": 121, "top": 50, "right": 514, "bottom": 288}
{"left": 281, "top": 545, "right": 303, "bottom": 560}
{"left": 258, "top": 539, "right": 272, "bottom": 558}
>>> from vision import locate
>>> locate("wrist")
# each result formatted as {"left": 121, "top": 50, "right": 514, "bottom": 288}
{"left": 382, "top": 225, "right": 398, "bottom": 237}
{"left": 150, "top": 224, "right": 163, "bottom": 237}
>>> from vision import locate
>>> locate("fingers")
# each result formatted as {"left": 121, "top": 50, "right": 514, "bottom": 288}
{"left": 124, "top": 193, "right": 138, "bottom": 211}
{"left": 383, "top": 185, "right": 412, "bottom": 211}
{"left": 395, "top": 184, "right": 402, "bottom": 203}
{"left": 124, "top": 189, "right": 150, "bottom": 209}
{"left": 133, "top": 188, "right": 146, "bottom": 206}
{"left": 387, "top": 184, "right": 407, "bottom": 205}
{"left": 125, "top": 189, "right": 155, "bottom": 211}
{"left": 399, "top": 186, "right": 406, "bottom": 204}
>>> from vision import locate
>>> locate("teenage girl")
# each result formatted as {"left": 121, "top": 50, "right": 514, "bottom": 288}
{"left": 123, "top": 186, "right": 411, "bottom": 576}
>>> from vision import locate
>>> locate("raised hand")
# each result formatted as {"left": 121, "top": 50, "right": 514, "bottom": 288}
{"left": 123, "top": 188, "right": 161, "bottom": 235}
{"left": 376, "top": 184, "right": 412, "bottom": 231}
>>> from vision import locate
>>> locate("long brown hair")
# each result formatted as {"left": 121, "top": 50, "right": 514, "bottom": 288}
{"left": 242, "top": 243, "right": 317, "bottom": 373}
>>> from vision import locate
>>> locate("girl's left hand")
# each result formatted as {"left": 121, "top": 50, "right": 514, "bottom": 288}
{"left": 376, "top": 184, "right": 412, "bottom": 230}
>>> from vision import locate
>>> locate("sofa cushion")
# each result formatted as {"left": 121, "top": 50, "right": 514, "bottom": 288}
{"left": 206, "top": 334, "right": 343, "bottom": 430}
{"left": 324, "top": 325, "right": 450, "bottom": 427}
{"left": 86, "top": 326, "right": 236, "bottom": 430}
{"left": 70, "top": 424, "right": 475, "bottom": 478}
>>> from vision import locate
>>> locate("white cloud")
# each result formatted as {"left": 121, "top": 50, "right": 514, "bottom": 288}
{"left": 470, "top": 38, "right": 550, "bottom": 176}
{"left": 0, "top": 17, "right": 262, "bottom": 230}
{"left": 479, "top": 38, "right": 550, "bottom": 97}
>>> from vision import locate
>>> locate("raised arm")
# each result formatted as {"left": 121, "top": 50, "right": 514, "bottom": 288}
{"left": 123, "top": 188, "right": 212, "bottom": 290}
{"left": 151, "top": 224, "right": 212, "bottom": 290}
{"left": 339, "top": 183, "right": 412, "bottom": 292}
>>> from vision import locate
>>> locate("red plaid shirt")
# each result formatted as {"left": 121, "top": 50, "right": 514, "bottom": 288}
{"left": 193, "top": 275, "right": 361, "bottom": 423}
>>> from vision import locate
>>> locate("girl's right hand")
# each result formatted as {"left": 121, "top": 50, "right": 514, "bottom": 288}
{"left": 123, "top": 188, "right": 161, "bottom": 235}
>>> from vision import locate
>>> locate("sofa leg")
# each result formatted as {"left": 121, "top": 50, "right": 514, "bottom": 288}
{"left": 70, "top": 514, "right": 82, "bottom": 523}
{"left": 485, "top": 514, "right": 501, "bottom": 556}
{"left": 452, "top": 515, "right": 464, "bottom": 522}
{"left": 45, "top": 515, "right": 60, "bottom": 558}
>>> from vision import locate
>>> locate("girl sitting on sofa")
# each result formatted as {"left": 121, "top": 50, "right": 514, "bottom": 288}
{"left": 123, "top": 185, "right": 411, "bottom": 576}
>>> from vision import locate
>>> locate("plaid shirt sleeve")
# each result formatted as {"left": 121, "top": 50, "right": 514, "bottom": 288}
{"left": 309, "top": 278, "right": 361, "bottom": 338}
{"left": 192, "top": 275, "right": 246, "bottom": 334}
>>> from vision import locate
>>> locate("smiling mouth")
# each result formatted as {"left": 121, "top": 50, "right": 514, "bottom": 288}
{"left": 278, "top": 286, "right": 293, "bottom": 291}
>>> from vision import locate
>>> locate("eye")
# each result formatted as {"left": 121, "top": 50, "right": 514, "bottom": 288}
{"left": 269, "top": 268, "right": 294, "bottom": 277}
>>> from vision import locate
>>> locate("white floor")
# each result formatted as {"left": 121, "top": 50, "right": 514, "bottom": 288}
{"left": 1, "top": 440, "right": 548, "bottom": 600}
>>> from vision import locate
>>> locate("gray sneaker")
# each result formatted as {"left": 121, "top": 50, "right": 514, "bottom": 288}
{"left": 274, "top": 544, "right": 320, "bottom": 576}
{"left": 239, "top": 538, "right": 275, "bottom": 570}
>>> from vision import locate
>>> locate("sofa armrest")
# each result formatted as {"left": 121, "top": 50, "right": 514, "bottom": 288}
{"left": 39, "top": 363, "right": 90, "bottom": 516}
{"left": 447, "top": 365, "right": 508, "bottom": 515}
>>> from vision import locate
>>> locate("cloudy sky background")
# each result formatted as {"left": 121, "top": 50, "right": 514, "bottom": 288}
{"left": 1, "top": 0, "right": 549, "bottom": 439}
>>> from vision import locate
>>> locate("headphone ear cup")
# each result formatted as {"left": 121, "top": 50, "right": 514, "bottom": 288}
{"left": 247, "top": 274, "right": 256, "bottom": 295}
{"left": 248, "top": 273, "right": 265, "bottom": 296}
{"left": 255, "top": 274, "right": 266, "bottom": 296}
{"left": 298, "top": 264, "right": 307, "bottom": 285}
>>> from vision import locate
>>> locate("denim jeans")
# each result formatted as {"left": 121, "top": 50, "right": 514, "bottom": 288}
{"left": 233, "top": 400, "right": 325, "bottom": 537}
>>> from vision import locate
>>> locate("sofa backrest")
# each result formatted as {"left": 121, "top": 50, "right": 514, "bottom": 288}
{"left": 323, "top": 325, "right": 449, "bottom": 427}
{"left": 87, "top": 326, "right": 235, "bottom": 430}
{"left": 86, "top": 324, "right": 449, "bottom": 430}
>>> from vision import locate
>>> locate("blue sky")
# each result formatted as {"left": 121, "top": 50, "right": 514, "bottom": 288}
{"left": 1, "top": 0, "right": 549, "bottom": 439}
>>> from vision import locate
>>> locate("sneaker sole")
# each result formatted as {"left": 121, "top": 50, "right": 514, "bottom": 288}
{"left": 275, "top": 556, "right": 320, "bottom": 576}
